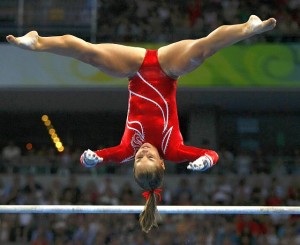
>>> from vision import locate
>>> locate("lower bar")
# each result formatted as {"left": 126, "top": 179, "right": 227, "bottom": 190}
{"left": 0, "top": 205, "right": 299, "bottom": 214}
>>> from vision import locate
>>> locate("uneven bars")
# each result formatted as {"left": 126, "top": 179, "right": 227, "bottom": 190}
{"left": 0, "top": 205, "right": 299, "bottom": 214}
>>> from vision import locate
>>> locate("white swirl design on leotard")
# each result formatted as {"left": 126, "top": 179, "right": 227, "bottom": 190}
{"left": 122, "top": 72, "right": 173, "bottom": 162}
{"left": 162, "top": 126, "right": 173, "bottom": 154}
{"left": 121, "top": 93, "right": 145, "bottom": 163}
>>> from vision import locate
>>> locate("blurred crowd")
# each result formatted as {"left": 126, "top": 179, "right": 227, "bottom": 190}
{"left": 97, "top": 0, "right": 300, "bottom": 43}
{"left": 1, "top": 141, "right": 300, "bottom": 176}
{"left": 0, "top": 172, "right": 299, "bottom": 245}
{"left": 0, "top": 141, "right": 300, "bottom": 245}
{"left": 1, "top": 0, "right": 299, "bottom": 43}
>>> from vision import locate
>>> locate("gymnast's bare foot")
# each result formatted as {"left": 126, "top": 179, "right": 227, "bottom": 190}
{"left": 6, "top": 31, "right": 39, "bottom": 50}
{"left": 246, "top": 15, "right": 276, "bottom": 35}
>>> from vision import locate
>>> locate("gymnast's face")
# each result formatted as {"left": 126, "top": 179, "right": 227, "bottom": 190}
{"left": 134, "top": 143, "right": 165, "bottom": 170}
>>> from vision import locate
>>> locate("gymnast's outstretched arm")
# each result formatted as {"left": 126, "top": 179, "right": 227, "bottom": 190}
{"left": 6, "top": 31, "right": 146, "bottom": 78}
{"left": 158, "top": 15, "right": 277, "bottom": 78}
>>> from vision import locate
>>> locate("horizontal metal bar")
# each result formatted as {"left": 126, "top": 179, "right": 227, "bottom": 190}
{"left": 0, "top": 205, "right": 299, "bottom": 214}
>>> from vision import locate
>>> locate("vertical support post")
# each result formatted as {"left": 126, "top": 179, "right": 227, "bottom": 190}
{"left": 90, "top": 0, "right": 98, "bottom": 43}
{"left": 17, "top": 0, "right": 24, "bottom": 36}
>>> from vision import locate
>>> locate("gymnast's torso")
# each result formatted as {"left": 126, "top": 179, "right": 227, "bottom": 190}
{"left": 123, "top": 49, "right": 183, "bottom": 161}
{"left": 96, "top": 50, "right": 218, "bottom": 164}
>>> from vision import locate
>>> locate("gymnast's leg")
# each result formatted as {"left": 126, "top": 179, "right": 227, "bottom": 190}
{"left": 158, "top": 15, "right": 276, "bottom": 78}
{"left": 6, "top": 31, "right": 146, "bottom": 78}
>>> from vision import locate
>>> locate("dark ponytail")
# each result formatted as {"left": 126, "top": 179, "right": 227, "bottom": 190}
{"left": 133, "top": 158, "right": 164, "bottom": 232}
{"left": 139, "top": 189, "right": 162, "bottom": 233}
{"left": 140, "top": 192, "right": 159, "bottom": 232}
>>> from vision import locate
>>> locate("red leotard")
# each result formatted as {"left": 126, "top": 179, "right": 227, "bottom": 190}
{"left": 96, "top": 50, "right": 218, "bottom": 164}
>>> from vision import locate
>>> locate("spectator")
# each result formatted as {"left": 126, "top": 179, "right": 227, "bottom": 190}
{"left": 1, "top": 141, "right": 21, "bottom": 162}
{"left": 118, "top": 181, "right": 135, "bottom": 205}
{"left": 72, "top": 216, "right": 98, "bottom": 245}
{"left": 1, "top": 141, "right": 21, "bottom": 173}
{"left": 98, "top": 177, "right": 119, "bottom": 205}
{"left": 212, "top": 178, "right": 233, "bottom": 205}
{"left": 234, "top": 149, "right": 253, "bottom": 176}
{"left": 234, "top": 179, "right": 251, "bottom": 205}
{"left": 30, "top": 226, "right": 53, "bottom": 245}
{"left": 173, "top": 178, "right": 193, "bottom": 205}
{"left": 57, "top": 146, "right": 72, "bottom": 176}
{"left": 61, "top": 175, "right": 81, "bottom": 204}
{"left": 217, "top": 146, "right": 235, "bottom": 174}
{"left": 3, "top": 174, "right": 22, "bottom": 205}
{"left": 22, "top": 174, "right": 43, "bottom": 204}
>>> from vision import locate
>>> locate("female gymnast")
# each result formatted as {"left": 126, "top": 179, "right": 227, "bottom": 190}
{"left": 7, "top": 15, "right": 276, "bottom": 232}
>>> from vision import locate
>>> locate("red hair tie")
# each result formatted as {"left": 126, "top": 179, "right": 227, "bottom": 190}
{"left": 142, "top": 188, "right": 162, "bottom": 202}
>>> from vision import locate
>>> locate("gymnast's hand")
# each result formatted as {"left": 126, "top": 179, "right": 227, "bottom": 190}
{"left": 6, "top": 31, "right": 39, "bottom": 50}
{"left": 80, "top": 149, "right": 103, "bottom": 168}
{"left": 187, "top": 154, "right": 213, "bottom": 171}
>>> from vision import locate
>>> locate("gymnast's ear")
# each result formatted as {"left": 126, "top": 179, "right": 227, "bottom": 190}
{"left": 160, "top": 159, "right": 165, "bottom": 170}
